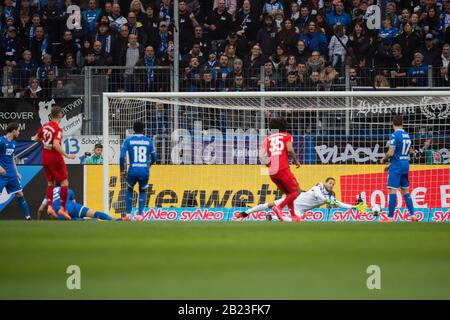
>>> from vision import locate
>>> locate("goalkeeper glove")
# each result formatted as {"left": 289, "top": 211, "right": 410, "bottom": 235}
{"left": 324, "top": 199, "right": 338, "bottom": 207}
{"left": 354, "top": 202, "right": 368, "bottom": 213}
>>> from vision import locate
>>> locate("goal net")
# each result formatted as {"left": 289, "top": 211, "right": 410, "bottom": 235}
{"left": 102, "top": 91, "right": 450, "bottom": 221}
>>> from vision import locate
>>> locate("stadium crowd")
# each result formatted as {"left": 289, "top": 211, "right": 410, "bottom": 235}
{"left": 1, "top": 0, "right": 450, "bottom": 97}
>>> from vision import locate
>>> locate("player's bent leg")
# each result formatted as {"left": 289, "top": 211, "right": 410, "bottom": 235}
{"left": 46, "top": 181, "right": 58, "bottom": 218}
{"left": 235, "top": 201, "right": 275, "bottom": 219}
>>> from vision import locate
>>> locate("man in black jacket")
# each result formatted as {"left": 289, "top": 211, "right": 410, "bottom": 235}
{"left": 204, "top": 0, "right": 233, "bottom": 52}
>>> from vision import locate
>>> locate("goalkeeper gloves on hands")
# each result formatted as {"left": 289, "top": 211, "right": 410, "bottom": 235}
{"left": 354, "top": 202, "right": 368, "bottom": 213}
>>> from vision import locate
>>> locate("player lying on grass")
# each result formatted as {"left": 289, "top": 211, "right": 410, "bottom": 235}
{"left": 37, "top": 186, "right": 114, "bottom": 221}
{"left": 235, "top": 177, "right": 367, "bottom": 222}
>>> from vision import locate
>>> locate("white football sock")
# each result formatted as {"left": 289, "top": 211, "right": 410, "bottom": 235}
{"left": 246, "top": 203, "right": 269, "bottom": 214}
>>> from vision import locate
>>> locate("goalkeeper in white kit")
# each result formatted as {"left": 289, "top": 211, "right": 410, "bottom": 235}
{"left": 235, "top": 177, "right": 367, "bottom": 222}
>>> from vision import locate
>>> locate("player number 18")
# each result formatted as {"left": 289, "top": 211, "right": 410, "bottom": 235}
{"left": 133, "top": 146, "right": 147, "bottom": 163}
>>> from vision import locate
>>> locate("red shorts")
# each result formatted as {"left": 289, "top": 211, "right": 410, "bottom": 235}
{"left": 43, "top": 160, "right": 68, "bottom": 183}
{"left": 270, "top": 168, "right": 299, "bottom": 194}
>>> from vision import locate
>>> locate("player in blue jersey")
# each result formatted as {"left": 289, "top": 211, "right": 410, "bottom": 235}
{"left": 120, "top": 122, "right": 157, "bottom": 220}
{"left": 381, "top": 115, "right": 417, "bottom": 222}
{"left": 0, "top": 123, "right": 31, "bottom": 220}
{"left": 37, "top": 186, "right": 114, "bottom": 221}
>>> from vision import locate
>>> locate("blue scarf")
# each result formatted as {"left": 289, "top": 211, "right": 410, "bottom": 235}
{"left": 144, "top": 56, "right": 156, "bottom": 85}
{"left": 158, "top": 33, "right": 168, "bottom": 55}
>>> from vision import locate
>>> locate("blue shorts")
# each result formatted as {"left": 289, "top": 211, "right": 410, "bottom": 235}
{"left": 126, "top": 174, "right": 149, "bottom": 190}
{"left": 57, "top": 202, "right": 89, "bottom": 220}
{"left": 0, "top": 175, "right": 22, "bottom": 194}
{"left": 387, "top": 172, "right": 410, "bottom": 190}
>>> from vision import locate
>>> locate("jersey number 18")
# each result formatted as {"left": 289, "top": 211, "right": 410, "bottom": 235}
{"left": 133, "top": 146, "right": 147, "bottom": 163}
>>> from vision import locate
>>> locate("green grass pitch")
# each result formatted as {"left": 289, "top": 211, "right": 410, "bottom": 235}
{"left": 1, "top": 221, "right": 450, "bottom": 299}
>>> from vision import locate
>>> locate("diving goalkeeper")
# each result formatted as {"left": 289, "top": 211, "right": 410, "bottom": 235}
{"left": 235, "top": 177, "right": 367, "bottom": 221}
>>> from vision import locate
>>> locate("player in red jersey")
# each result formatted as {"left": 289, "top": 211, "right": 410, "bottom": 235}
{"left": 33, "top": 106, "right": 75, "bottom": 220}
{"left": 259, "top": 117, "right": 301, "bottom": 222}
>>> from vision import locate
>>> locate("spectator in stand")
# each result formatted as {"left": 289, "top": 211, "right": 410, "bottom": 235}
{"left": 395, "top": 21, "right": 422, "bottom": 62}
{"left": 328, "top": 25, "right": 348, "bottom": 70}
{"left": 423, "top": 6, "right": 444, "bottom": 38}
{"left": 153, "top": 20, "right": 173, "bottom": 59}
{"left": 235, "top": 0, "right": 260, "bottom": 54}
{"left": 40, "top": 0, "right": 63, "bottom": 43}
{"left": 18, "top": 12, "right": 32, "bottom": 42}
{"left": 437, "top": 43, "right": 450, "bottom": 86}
{"left": 326, "top": 1, "right": 351, "bottom": 28}
{"left": 319, "top": 61, "right": 338, "bottom": 90}
{"left": 306, "top": 51, "right": 325, "bottom": 75}
{"left": 297, "top": 5, "right": 314, "bottom": 34}
{"left": 1, "top": 26, "right": 24, "bottom": 68}
{"left": 203, "top": 51, "right": 219, "bottom": 78}
{"left": 24, "top": 77, "right": 43, "bottom": 98}
{"left": 108, "top": 3, "right": 128, "bottom": 33}
{"left": 120, "top": 33, "right": 143, "bottom": 91}
{"left": 281, "top": 54, "right": 297, "bottom": 77}
{"left": 442, "top": 1, "right": 450, "bottom": 32}
{"left": 199, "top": 70, "right": 218, "bottom": 91}
{"left": 94, "top": 20, "right": 114, "bottom": 55}
{"left": 183, "top": 56, "right": 202, "bottom": 91}
{"left": 408, "top": 52, "right": 429, "bottom": 87}
{"left": 60, "top": 53, "right": 80, "bottom": 78}
{"left": 389, "top": 44, "right": 410, "bottom": 87}
{"left": 228, "top": 58, "right": 244, "bottom": 80}
{"left": 289, "top": 2, "right": 300, "bottom": 25}
{"left": 224, "top": 43, "right": 238, "bottom": 69}
{"left": 113, "top": 24, "right": 130, "bottom": 65}
{"left": 305, "top": 70, "right": 322, "bottom": 90}
{"left": 263, "top": 59, "right": 281, "bottom": 85}
{"left": 15, "top": 50, "right": 38, "bottom": 90}
{"left": 294, "top": 39, "right": 310, "bottom": 63}
{"left": 159, "top": 0, "right": 173, "bottom": 25}
{"left": 419, "top": 33, "right": 441, "bottom": 66}
{"left": 41, "top": 68, "right": 56, "bottom": 99}
{"left": 296, "top": 61, "right": 307, "bottom": 86}
{"left": 129, "top": 0, "right": 147, "bottom": 23}
{"left": 54, "top": 30, "right": 78, "bottom": 67}
{"left": 379, "top": 18, "right": 399, "bottom": 43}
{"left": 244, "top": 43, "right": 265, "bottom": 81}
{"left": 270, "top": 44, "right": 288, "bottom": 69}
{"left": 178, "top": 1, "right": 200, "bottom": 54}
{"left": 26, "top": 14, "right": 41, "bottom": 41}
{"left": 217, "top": 54, "right": 231, "bottom": 91}
{"left": 181, "top": 42, "right": 205, "bottom": 68}
{"left": 126, "top": 11, "right": 147, "bottom": 46}
{"left": 213, "top": 0, "right": 237, "bottom": 15}
{"left": 347, "top": 22, "right": 369, "bottom": 66}
{"left": 398, "top": 8, "right": 411, "bottom": 31}
{"left": 135, "top": 45, "right": 159, "bottom": 92}
{"left": 82, "top": 0, "right": 102, "bottom": 37}
{"left": 374, "top": 74, "right": 390, "bottom": 88}
{"left": 299, "top": 21, "right": 328, "bottom": 56}
{"left": 37, "top": 54, "right": 58, "bottom": 81}
{"left": 386, "top": 2, "right": 400, "bottom": 28}
{"left": 410, "top": 12, "right": 423, "bottom": 36}
{"left": 143, "top": 4, "right": 159, "bottom": 40}
{"left": 190, "top": 25, "right": 210, "bottom": 56}
{"left": 276, "top": 18, "right": 300, "bottom": 54}
{"left": 256, "top": 14, "right": 277, "bottom": 57}
{"left": 92, "top": 40, "right": 113, "bottom": 69}
{"left": 204, "top": 0, "right": 233, "bottom": 52}
{"left": 28, "top": 25, "right": 50, "bottom": 64}
{"left": 263, "top": 0, "right": 283, "bottom": 15}
{"left": 228, "top": 73, "right": 247, "bottom": 91}
{"left": 148, "top": 102, "right": 169, "bottom": 137}
{"left": 283, "top": 71, "right": 300, "bottom": 90}
{"left": 273, "top": 10, "right": 285, "bottom": 32}
{"left": 348, "top": 67, "right": 363, "bottom": 88}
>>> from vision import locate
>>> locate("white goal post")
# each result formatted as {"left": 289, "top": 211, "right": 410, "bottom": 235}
{"left": 102, "top": 91, "right": 450, "bottom": 217}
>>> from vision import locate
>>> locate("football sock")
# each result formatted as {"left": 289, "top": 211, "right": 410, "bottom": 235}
{"left": 60, "top": 186, "right": 68, "bottom": 210}
{"left": 288, "top": 203, "right": 296, "bottom": 217}
{"left": 138, "top": 192, "right": 146, "bottom": 215}
{"left": 276, "top": 191, "right": 299, "bottom": 212}
{"left": 17, "top": 196, "right": 30, "bottom": 219}
{"left": 388, "top": 194, "right": 397, "bottom": 218}
{"left": 125, "top": 189, "right": 133, "bottom": 218}
{"left": 46, "top": 185, "right": 54, "bottom": 207}
{"left": 94, "top": 212, "right": 113, "bottom": 221}
{"left": 245, "top": 203, "right": 269, "bottom": 214}
{"left": 403, "top": 193, "right": 415, "bottom": 216}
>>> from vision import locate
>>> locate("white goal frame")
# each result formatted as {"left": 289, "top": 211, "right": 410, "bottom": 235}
{"left": 102, "top": 90, "right": 450, "bottom": 214}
